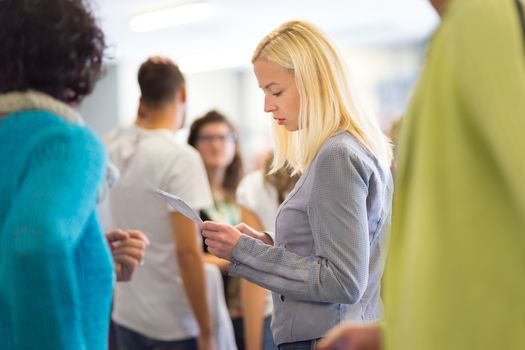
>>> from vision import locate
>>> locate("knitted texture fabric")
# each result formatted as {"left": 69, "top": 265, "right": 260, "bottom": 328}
{"left": 0, "top": 110, "right": 113, "bottom": 350}
{"left": 230, "top": 131, "right": 393, "bottom": 344}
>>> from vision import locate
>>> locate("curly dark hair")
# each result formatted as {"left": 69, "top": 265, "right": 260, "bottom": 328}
{"left": 0, "top": 0, "right": 106, "bottom": 103}
{"left": 188, "top": 110, "right": 244, "bottom": 201}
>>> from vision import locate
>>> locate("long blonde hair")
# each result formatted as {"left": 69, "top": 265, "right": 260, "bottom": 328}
{"left": 263, "top": 152, "right": 299, "bottom": 204}
{"left": 252, "top": 20, "right": 392, "bottom": 174}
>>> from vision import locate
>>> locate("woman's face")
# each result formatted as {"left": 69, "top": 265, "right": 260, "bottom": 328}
{"left": 195, "top": 122, "right": 237, "bottom": 170}
{"left": 253, "top": 59, "right": 301, "bottom": 132}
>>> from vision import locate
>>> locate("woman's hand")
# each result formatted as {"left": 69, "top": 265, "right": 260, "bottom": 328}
{"left": 235, "top": 222, "right": 262, "bottom": 239}
{"left": 201, "top": 221, "right": 242, "bottom": 261}
{"left": 106, "top": 229, "right": 150, "bottom": 282}
{"left": 317, "top": 323, "right": 382, "bottom": 350}
{"left": 235, "top": 222, "right": 274, "bottom": 245}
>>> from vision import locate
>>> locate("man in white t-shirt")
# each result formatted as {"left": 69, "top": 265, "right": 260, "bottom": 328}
{"left": 106, "top": 56, "right": 216, "bottom": 350}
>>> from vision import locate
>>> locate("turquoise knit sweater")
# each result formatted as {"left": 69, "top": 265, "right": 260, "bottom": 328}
{"left": 0, "top": 110, "right": 114, "bottom": 349}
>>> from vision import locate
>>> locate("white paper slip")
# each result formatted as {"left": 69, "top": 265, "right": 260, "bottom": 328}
{"left": 155, "top": 189, "right": 203, "bottom": 225}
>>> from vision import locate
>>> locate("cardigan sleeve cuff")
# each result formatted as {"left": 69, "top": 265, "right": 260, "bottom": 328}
{"left": 230, "top": 234, "right": 256, "bottom": 266}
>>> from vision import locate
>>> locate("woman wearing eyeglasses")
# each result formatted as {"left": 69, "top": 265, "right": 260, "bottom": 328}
{"left": 188, "top": 110, "right": 245, "bottom": 350}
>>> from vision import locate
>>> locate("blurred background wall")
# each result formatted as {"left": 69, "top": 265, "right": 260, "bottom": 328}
{"left": 79, "top": 0, "right": 437, "bottom": 170}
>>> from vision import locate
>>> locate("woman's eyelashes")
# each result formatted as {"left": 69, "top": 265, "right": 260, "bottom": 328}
{"left": 272, "top": 90, "right": 283, "bottom": 97}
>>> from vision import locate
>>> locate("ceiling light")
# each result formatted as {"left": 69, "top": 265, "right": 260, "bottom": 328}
{"left": 179, "top": 48, "right": 252, "bottom": 74}
{"left": 130, "top": 2, "right": 214, "bottom": 32}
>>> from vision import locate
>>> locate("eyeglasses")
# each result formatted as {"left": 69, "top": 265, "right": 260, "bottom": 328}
{"left": 197, "top": 132, "right": 237, "bottom": 143}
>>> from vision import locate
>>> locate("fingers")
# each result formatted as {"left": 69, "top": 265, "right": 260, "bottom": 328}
{"left": 105, "top": 229, "right": 129, "bottom": 243}
{"left": 127, "top": 230, "right": 150, "bottom": 245}
{"left": 201, "top": 220, "right": 228, "bottom": 232}
{"left": 113, "top": 243, "right": 146, "bottom": 282}
{"left": 234, "top": 223, "right": 263, "bottom": 241}
{"left": 235, "top": 222, "right": 248, "bottom": 232}
{"left": 107, "top": 229, "right": 149, "bottom": 282}
{"left": 109, "top": 229, "right": 148, "bottom": 261}
{"left": 106, "top": 230, "right": 149, "bottom": 254}
{"left": 317, "top": 324, "right": 381, "bottom": 350}
{"left": 113, "top": 253, "right": 141, "bottom": 268}
{"left": 113, "top": 245, "right": 146, "bottom": 262}
{"left": 106, "top": 229, "right": 148, "bottom": 244}
{"left": 203, "top": 237, "right": 222, "bottom": 249}
{"left": 206, "top": 246, "right": 220, "bottom": 259}
{"left": 317, "top": 326, "right": 349, "bottom": 350}
{"left": 116, "top": 236, "right": 148, "bottom": 250}
{"left": 113, "top": 236, "right": 147, "bottom": 264}
{"left": 115, "top": 262, "right": 123, "bottom": 275}
{"left": 201, "top": 229, "right": 230, "bottom": 248}
{"left": 206, "top": 246, "right": 230, "bottom": 262}
{"left": 204, "top": 237, "right": 231, "bottom": 261}
{"left": 234, "top": 223, "right": 256, "bottom": 237}
{"left": 114, "top": 257, "right": 137, "bottom": 282}
{"left": 203, "top": 237, "right": 219, "bottom": 253}
{"left": 201, "top": 223, "right": 239, "bottom": 239}
{"left": 201, "top": 226, "right": 225, "bottom": 242}
{"left": 201, "top": 222, "right": 241, "bottom": 262}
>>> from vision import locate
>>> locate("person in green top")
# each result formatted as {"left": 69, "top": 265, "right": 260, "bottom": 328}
{"left": 318, "top": 0, "right": 525, "bottom": 349}
{"left": 188, "top": 110, "right": 246, "bottom": 349}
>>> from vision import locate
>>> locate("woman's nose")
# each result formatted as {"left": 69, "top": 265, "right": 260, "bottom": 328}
{"left": 264, "top": 95, "right": 276, "bottom": 113}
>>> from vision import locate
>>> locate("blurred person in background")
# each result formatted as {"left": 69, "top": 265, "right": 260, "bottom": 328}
{"left": 318, "top": 0, "right": 525, "bottom": 349}
{"left": 188, "top": 110, "right": 244, "bottom": 350}
{"left": 106, "top": 57, "right": 216, "bottom": 350}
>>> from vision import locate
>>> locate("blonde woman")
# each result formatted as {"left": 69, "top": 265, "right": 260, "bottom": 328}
{"left": 202, "top": 20, "right": 393, "bottom": 349}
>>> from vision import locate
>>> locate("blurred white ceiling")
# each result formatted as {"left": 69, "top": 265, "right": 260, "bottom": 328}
{"left": 93, "top": 0, "right": 439, "bottom": 73}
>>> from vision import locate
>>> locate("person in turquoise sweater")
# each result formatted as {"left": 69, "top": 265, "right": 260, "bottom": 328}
{"left": 0, "top": 0, "right": 147, "bottom": 349}
{"left": 318, "top": 0, "right": 525, "bottom": 349}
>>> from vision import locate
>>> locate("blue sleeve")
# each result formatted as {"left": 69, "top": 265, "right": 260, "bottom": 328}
{"left": 0, "top": 125, "right": 106, "bottom": 349}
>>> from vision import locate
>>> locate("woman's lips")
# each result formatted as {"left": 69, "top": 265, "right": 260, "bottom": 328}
{"left": 275, "top": 118, "right": 285, "bottom": 125}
